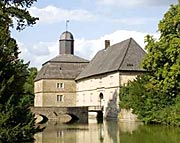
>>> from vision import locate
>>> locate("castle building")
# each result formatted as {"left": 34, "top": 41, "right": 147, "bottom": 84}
{"left": 34, "top": 31, "right": 89, "bottom": 107}
{"left": 34, "top": 31, "right": 146, "bottom": 118}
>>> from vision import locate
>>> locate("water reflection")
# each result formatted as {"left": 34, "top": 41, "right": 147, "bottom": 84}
{"left": 120, "top": 124, "right": 180, "bottom": 143}
{"left": 35, "top": 119, "right": 180, "bottom": 143}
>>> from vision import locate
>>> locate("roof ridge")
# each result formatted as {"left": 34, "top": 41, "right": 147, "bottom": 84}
{"left": 42, "top": 54, "right": 89, "bottom": 65}
{"left": 117, "top": 38, "right": 132, "bottom": 70}
{"left": 73, "top": 54, "right": 89, "bottom": 61}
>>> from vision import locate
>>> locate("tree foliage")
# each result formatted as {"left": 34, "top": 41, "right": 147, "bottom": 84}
{"left": 120, "top": 2, "right": 180, "bottom": 126}
{"left": 143, "top": 3, "right": 180, "bottom": 96}
{"left": 120, "top": 75, "right": 180, "bottom": 126}
{"left": 24, "top": 67, "right": 38, "bottom": 105}
{"left": 0, "top": 0, "right": 40, "bottom": 142}
{"left": 0, "top": 0, "right": 38, "bottom": 30}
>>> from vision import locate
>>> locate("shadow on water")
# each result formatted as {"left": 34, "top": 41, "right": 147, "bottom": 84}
{"left": 96, "top": 111, "right": 103, "bottom": 124}
{"left": 106, "top": 120, "right": 119, "bottom": 143}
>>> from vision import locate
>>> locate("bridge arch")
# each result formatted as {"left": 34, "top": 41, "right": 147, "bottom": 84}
{"left": 65, "top": 113, "right": 79, "bottom": 123}
{"left": 31, "top": 107, "right": 88, "bottom": 124}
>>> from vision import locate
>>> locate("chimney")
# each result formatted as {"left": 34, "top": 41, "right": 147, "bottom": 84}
{"left": 105, "top": 40, "right": 110, "bottom": 49}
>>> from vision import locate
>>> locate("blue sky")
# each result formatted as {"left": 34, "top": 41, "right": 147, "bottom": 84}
{"left": 12, "top": 0, "right": 177, "bottom": 69}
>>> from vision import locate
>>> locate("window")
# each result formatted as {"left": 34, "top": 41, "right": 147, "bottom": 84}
{"left": 76, "top": 94, "right": 79, "bottom": 102}
{"left": 57, "top": 95, "right": 64, "bottom": 102}
{"left": 110, "top": 75, "right": 113, "bottom": 85}
{"left": 83, "top": 94, "right": 85, "bottom": 103}
{"left": 90, "top": 93, "right": 93, "bottom": 102}
{"left": 99, "top": 78, "right": 102, "bottom": 84}
{"left": 99, "top": 92, "right": 104, "bottom": 99}
{"left": 56, "top": 83, "right": 64, "bottom": 89}
{"left": 127, "top": 63, "right": 133, "bottom": 66}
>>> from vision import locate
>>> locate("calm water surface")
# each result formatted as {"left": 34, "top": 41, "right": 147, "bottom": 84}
{"left": 35, "top": 119, "right": 180, "bottom": 143}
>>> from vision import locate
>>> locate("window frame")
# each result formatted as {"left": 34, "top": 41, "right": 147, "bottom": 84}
{"left": 57, "top": 95, "right": 64, "bottom": 102}
{"left": 56, "top": 82, "right": 64, "bottom": 89}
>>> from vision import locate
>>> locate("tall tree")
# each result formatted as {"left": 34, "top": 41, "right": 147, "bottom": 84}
{"left": 24, "top": 67, "right": 38, "bottom": 105}
{"left": 143, "top": 2, "right": 180, "bottom": 96}
{"left": 0, "top": 0, "right": 40, "bottom": 142}
{"left": 120, "top": 1, "right": 180, "bottom": 126}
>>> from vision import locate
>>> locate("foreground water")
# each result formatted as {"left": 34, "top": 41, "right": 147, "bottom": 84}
{"left": 35, "top": 119, "right": 180, "bottom": 143}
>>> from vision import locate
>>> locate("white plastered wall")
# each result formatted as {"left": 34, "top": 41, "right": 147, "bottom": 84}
{"left": 76, "top": 71, "right": 141, "bottom": 118}
{"left": 76, "top": 72, "right": 120, "bottom": 117}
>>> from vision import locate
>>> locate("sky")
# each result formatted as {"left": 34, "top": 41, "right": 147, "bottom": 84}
{"left": 11, "top": 0, "right": 178, "bottom": 69}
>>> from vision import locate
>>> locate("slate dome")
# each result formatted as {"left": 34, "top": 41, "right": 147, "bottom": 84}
{"left": 60, "top": 31, "right": 74, "bottom": 40}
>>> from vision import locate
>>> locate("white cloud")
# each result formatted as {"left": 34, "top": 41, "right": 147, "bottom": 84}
{"left": 29, "top": 5, "right": 96, "bottom": 24}
{"left": 18, "top": 30, "right": 159, "bottom": 69}
{"left": 97, "top": 0, "right": 177, "bottom": 7}
{"left": 28, "top": 42, "right": 50, "bottom": 56}
{"left": 75, "top": 30, "right": 159, "bottom": 60}
{"left": 18, "top": 41, "right": 58, "bottom": 68}
{"left": 97, "top": 0, "right": 141, "bottom": 7}
{"left": 112, "top": 17, "right": 156, "bottom": 25}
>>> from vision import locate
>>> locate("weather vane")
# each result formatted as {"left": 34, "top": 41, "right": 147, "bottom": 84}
{"left": 66, "top": 20, "right": 70, "bottom": 31}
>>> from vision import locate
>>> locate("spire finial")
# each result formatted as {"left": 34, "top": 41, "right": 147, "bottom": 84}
{"left": 66, "top": 20, "right": 70, "bottom": 31}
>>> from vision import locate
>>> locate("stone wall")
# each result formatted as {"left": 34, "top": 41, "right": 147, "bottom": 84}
{"left": 119, "top": 71, "right": 142, "bottom": 86}
{"left": 118, "top": 109, "right": 139, "bottom": 122}
{"left": 34, "top": 79, "right": 76, "bottom": 107}
{"left": 118, "top": 71, "right": 143, "bottom": 121}
{"left": 32, "top": 107, "right": 88, "bottom": 123}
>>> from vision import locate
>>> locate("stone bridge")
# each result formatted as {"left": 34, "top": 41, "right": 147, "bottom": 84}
{"left": 31, "top": 107, "right": 88, "bottom": 124}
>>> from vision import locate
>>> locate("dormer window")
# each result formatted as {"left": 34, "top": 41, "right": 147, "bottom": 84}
{"left": 57, "top": 83, "right": 64, "bottom": 88}
{"left": 127, "top": 63, "right": 133, "bottom": 66}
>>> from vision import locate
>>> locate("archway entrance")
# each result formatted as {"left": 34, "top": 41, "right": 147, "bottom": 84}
{"left": 99, "top": 92, "right": 104, "bottom": 110}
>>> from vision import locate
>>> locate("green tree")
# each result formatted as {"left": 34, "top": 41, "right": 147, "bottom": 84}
{"left": 120, "top": 1, "right": 180, "bottom": 126}
{"left": 143, "top": 3, "right": 180, "bottom": 96}
{"left": 0, "top": 0, "right": 40, "bottom": 142}
{"left": 24, "top": 67, "right": 38, "bottom": 105}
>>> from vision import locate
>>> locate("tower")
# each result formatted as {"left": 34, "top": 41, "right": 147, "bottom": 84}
{"left": 59, "top": 31, "right": 74, "bottom": 55}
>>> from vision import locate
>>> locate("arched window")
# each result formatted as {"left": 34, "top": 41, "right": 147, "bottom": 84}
{"left": 99, "top": 92, "right": 103, "bottom": 99}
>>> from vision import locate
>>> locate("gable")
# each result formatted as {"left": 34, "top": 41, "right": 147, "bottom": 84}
{"left": 119, "top": 38, "right": 146, "bottom": 71}
{"left": 76, "top": 38, "right": 146, "bottom": 80}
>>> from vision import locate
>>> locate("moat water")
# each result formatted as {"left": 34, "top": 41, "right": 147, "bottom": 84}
{"left": 34, "top": 119, "right": 180, "bottom": 143}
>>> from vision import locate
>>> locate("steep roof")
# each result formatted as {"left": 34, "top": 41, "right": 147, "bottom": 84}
{"left": 43, "top": 54, "right": 89, "bottom": 65}
{"left": 76, "top": 38, "right": 146, "bottom": 80}
{"left": 35, "top": 54, "right": 89, "bottom": 81}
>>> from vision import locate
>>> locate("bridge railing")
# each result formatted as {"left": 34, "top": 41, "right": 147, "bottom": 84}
{"left": 88, "top": 106, "right": 103, "bottom": 111}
